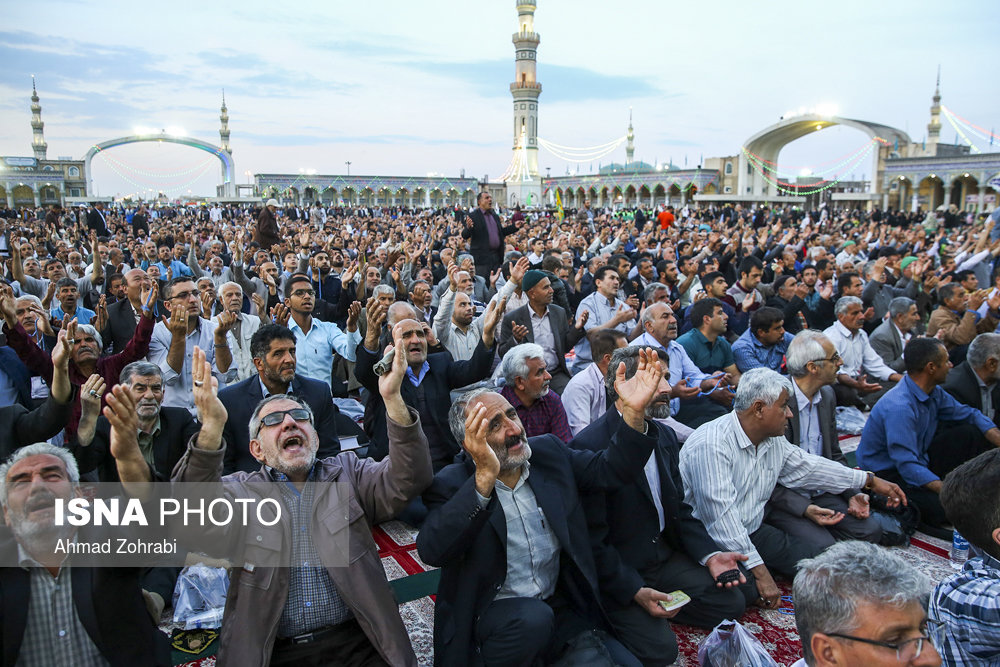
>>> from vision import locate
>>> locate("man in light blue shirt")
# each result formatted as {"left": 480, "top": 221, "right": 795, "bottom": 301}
{"left": 634, "top": 302, "right": 730, "bottom": 428}
{"left": 49, "top": 278, "right": 96, "bottom": 325}
{"left": 732, "top": 306, "right": 795, "bottom": 373}
{"left": 858, "top": 337, "right": 1000, "bottom": 535}
{"left": 284, "top": 273, "right": 361, "bottom": 388}
{"left": 572, "top": 266, "right": 638, "bottom": 373}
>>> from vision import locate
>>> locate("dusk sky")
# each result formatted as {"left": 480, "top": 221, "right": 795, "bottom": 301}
{"left": 2, "top": 0, "right": 996, "bottom": 198}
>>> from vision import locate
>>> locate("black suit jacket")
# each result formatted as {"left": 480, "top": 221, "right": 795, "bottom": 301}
{"left": 355, "top": 339, "right": 495, "bottom": 467}
{"left": 943, "top": 361, "right": 1000, "bottom": 428}
{"left": 70, "top": 406, "right": 199, "bottom": 482}
{"left": 102, "top": 298, "right": 139, "bottom": 354}
{"left": 498, "top": 303, "right": 584, "bottom": 377}
{"left": 0, "top": 394, "right": 74, "bottom": 459}
{"left": 460, "top": 208, "right": 517, "bottom": 271}
{"left": 86, "top": 208, "right": 110, "bottom": 237}
{"left": 219, "top": 373, "right": 344, "bottom": 474}
{"left": 417, "top": 422, "right": 656, "bottom": 666}
{"left": 0, "top": 534, "right": 170, "bottom": 666}
{"left": 571, "top": 408, "right": 719, "bottom": 607}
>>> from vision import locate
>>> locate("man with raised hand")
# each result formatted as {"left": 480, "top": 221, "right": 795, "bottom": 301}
{"left": 166, "top": 341, "right": 432, "bottom": 666}
{"left": 418, "top": 348, "right": 663, "bottom": 666}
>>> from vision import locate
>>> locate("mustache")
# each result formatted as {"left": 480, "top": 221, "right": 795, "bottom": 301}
{"left": 503, "top": 434, "right": 528, "bottom": 451}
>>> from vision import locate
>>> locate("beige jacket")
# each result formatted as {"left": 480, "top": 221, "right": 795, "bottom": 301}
{"left": 927, "top": 307, "right": 997, "bottom": 350}
{"left": 171, "top": 409, "right": 432, "bottom": 666}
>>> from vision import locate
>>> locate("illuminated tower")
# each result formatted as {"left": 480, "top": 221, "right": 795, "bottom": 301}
{"left": 926, "top": 68, "right": 941, "bottom": 157}
{"left": 30, "top": 77, "right": 47, "bottom": 161}
{"left": 625, "top": 108, "right": 634, "bottom": 166}
{"left": 509, "top": 0, "right": 542, "bottom": 207}
{"left": 219, "top": 91, "right": 234, "bottom": 196}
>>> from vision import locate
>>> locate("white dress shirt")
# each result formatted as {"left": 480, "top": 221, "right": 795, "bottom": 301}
{"left": 562, "top": 362, "right": 609, "bottom": 437}
{"left": 793, "top": 380, "right": 823, "bottom": 457}
{"left": 679, "top": 411, "right": 867, "bottom": 569}
{"left": 823, "top": 320, "right": 896, "bottom": 381}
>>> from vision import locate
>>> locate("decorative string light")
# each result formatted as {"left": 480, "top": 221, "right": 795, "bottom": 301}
{"left": 98, "top": 151, "right": 217, "bottom": 179}
{"left": 742, "top": 140, "right": 880, "bottom": 196}
{"left": 538, "top": 137, "right": 625, "bottom": 163}
{"left": 93, "top": 152, "right": 217, "bottom": 194}
{"left": 743, "top": 138, "right": 887, "bottom": 180}
{"left": 942, "top": 106, "right": 1000, "bottom": 145}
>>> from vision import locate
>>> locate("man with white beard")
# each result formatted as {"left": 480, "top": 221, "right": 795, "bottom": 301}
{"left": 569, "top": 346, "right": 749, "bottom": 666}
{"left": 0, "top": 384, "right": 171, "bottom": 665}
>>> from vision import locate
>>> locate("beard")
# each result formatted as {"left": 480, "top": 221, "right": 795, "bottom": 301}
{"left": 494, "top": 433, "right": 532, "bottom": 473}
{"left": 645, "top": 394, "right": 672, "bottom": 419}
{"left": 8, "top": 490, "right": 74, "bottom": 549}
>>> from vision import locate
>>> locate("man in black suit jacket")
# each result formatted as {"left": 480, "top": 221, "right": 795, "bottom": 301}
{"left": 461, "top": 191, "right": 520, "bottom": 280}
{"left": 499, "top": 270, "right": 586, "bottom": 394}
{"left": 0, "top": 441, "right": 170, "bottom": 666}
{"left": 766, "top": 331, "right": 882, "bottom": 549}
{"left": 355, "top": 303, "right": 503, "bottom": 469}
{"left": 86, "top": 201, "right": 110, "bottom": 237}
{"left": 571, "top": 347, "right": 747, "bottom": 665}
{"left": 416, "top": 350, "right": 663, "bottom": 666}
{"left": 101, "top": 268, "right": 163, "bottom": 353}
{"left": 218, "top": 324, "right": 346, "bottom": 474}
{"left": 942, "top": 334, "right": 1000, "bottom": 428}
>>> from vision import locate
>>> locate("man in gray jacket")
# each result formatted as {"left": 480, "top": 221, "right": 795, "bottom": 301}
{"left": 870, "top": 297, "right": 919, "bottom": 374}
{"left": 162, "top": 341, "right": 432, "bottom": 666}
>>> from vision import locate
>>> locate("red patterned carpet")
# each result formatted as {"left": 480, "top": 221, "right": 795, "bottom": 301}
{"left": 175, "top": 523, "right": 955, "bottom": 666}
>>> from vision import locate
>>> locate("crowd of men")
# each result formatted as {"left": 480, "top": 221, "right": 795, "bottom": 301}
{"left": 0, "top": 195, "right": 998, "bottom": 666}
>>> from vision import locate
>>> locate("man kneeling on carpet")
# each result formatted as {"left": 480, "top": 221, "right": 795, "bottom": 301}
{"left": 156, "top": 336, "right": 433, "bottom": 666}
{"left": 929, "top": 449, "right": 1000, "bottom": 665}
{"left": 417, "top": 348, "right": 666, "bottom": 666}
{"left": 791, "top": 541, "right": 942, "bottom": 666}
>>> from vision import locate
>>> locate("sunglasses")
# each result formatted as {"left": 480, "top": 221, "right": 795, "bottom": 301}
{"left": 259, "top": 408, "right": 312, "bottom": 428}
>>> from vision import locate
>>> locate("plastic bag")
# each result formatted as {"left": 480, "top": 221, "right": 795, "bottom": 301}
{"left": 698, "top": 620, "right": 779, "bottom": 667}
{"left": 172, "top": 564, "right": 230, "bottom": 630}
{"left": 835, "top": 406, "right": 867, "bottom": 435}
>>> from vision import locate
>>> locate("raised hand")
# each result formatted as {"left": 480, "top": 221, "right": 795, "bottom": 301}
{"left": 969, "top": 289, "right": 987, "bottom": 312}
{"left": 575, "top": 309, "right": 589, "bottom": 330}
{"left": 481, "top": 296, "right": 508, "bottom": 348}
{"left": 270, "top": 302, "right": 290, "bottom": 327}
{"left": 140, "top": 280, "right": 158, "bottom": 314}
{"left": 29, "top": 304, "right": 54, "bottom": 336}
{"left": 103, "top": 384, "right": 140, "bottom": 463}
{"left": 376, "top": 342, "right": 406, "bottom": 401}
{"left": 251, "top": 292, "right": 267, "bottom": 318}
{"left": 79, "top": 374, "right": 107, "bottom": 416}
{"left": 191, "top": 345, "right": 227, "bottom": 429}
{"left": 94, "top": 294, "right": 109, "bottom": 333}
{"left": 215, "top": 309, "right": 238, "bottom": 334}
{"left": 167, "top": 304, "right": 189, "bottom": 336}
{"left": 794, "top": 282, "right": 810, "bottom": 300}
{"left": 511, "top": 322, "right": 529, "bottom": 342}
{"left": 615, "top": 347, "right": 664, "bottom": 430}
{"left": 510, "top": 256, "right": 530, "bottom": 285}
{"left": 490, "top": 267, "right": 501, "bottom": 289}
{"left": 0, "top": 284, "right": 17, "bottom": 326}
{"left": 447, "top": 263, "right": 460, "bottom": 291}
{"left": 52, "top": 325, "right": 73, "bottom": 369}
{"left": 346, "top": 300, "right": 362, "bottom": 332}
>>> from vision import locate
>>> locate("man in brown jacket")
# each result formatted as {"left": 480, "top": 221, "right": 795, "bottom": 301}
{"left": 254, "top": 198, "right": 282, "bottom": 250}
{"left": 165, "top": 340, "right": 432, "bottom": 666}
{"left": 927, "top": 283, "right": 1000, "bottom": 362}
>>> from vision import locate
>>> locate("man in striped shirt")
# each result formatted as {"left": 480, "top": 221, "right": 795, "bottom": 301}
{"left": 930, "top": 449, "right": 1000, "bottom": 666}
{"left": 678, "top": 368, "right": 906, "bottom": 609}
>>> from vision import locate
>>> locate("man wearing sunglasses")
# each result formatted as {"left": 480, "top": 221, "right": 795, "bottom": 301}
{"left": 166, "top": 339, "right": 432, "bottom": 666}
{"left": 793, "top": 540, "right": 941, "bottom": 666}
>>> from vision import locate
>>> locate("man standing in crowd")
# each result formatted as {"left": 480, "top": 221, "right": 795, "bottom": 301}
{"left": 462, "top": 191, "right": 520, "bottom": 280}
{"left": 255, "top": 197, "right": 282, "bottom": 250}
{"left": 283, "top": 273, "right": 361, "bottom": 388}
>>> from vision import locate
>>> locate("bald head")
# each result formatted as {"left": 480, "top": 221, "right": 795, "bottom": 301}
{"left": 387, "top": 302, "right": 418, "bottom": 328}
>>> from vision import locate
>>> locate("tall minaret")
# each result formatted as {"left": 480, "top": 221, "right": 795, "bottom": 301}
{"left": 509, "top": 0, "right": 542, "bottom": 207}
{"left": 219, "top": 90, "right": 231, "bottom": 153}
{"left": 926, "top": 67, "right": 941, "bottom": 157}
{"left": 625, "top": 108, "right": 635, "bottom": 166}
{"left": 30, "top": 77, "right": 48, "bottom": 161}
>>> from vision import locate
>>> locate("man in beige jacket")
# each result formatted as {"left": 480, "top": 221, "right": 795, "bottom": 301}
{"left": 927, "top": 283, "right": 1000, "bottom": 359}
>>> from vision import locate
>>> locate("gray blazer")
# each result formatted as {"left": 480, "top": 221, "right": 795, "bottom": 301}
{"left": 770, "top": 383, "right": 852, "bottom": 516}
{"left": 498, "top": 303, "right": 584, "bottom": 377}
{"left": 869, "top": 319, "right": 906, "bottom": 374}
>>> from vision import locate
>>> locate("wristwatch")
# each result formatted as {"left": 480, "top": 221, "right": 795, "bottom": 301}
{"left": 862, "top": 471, "right": 875, "bottom": 490}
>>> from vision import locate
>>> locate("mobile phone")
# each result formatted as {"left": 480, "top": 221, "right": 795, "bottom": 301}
{"left": 658, "top": 591, "right": 691, "bottom": 612}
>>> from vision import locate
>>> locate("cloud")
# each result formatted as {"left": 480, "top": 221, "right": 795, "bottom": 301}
{"left": 397, "top": 58, "right": 663, "bottom": 102}
{"left": 237, "top": 131, "right": 500, "bottom": 148}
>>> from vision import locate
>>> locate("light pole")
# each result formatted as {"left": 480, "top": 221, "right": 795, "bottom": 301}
{"left": 344, "top": 161, "right": 352, "bottom": 176}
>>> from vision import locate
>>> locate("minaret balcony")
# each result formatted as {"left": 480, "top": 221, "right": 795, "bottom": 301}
{"left": 510, "top": 82, "right": 542, "bottom": 93}
{"left": 511, "top": 31, "right": 540, "bottom": 45}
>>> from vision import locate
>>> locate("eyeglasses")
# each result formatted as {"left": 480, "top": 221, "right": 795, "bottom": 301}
{"left": 291, "top": 288, "right": 316, "bottom": 298}
{"left": 810, "top": 352, "right": 842, "bottom": 364}
{"left": 169, "top": 290, "right": 200, "bottom": 301}
{"left": 259, "top": 408, "right": 313, "bottom": 428}
{"left": 827, "top": 619, "right": 944, "bottom": 662}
